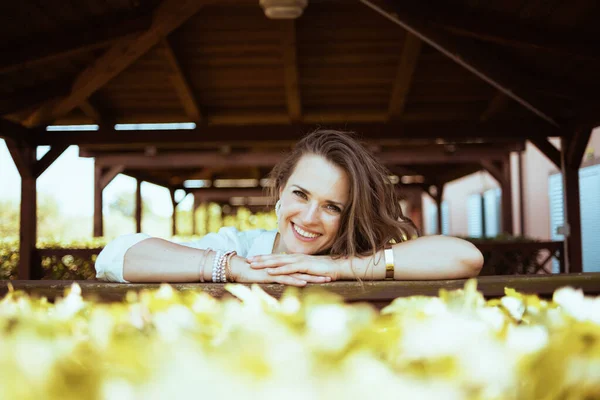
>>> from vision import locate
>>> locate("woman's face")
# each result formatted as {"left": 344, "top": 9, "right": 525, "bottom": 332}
{"left": 277, "top": 154, "right": 350, "bottom": 255}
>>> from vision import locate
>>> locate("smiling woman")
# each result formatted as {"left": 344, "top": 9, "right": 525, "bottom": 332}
{"left": 95, "top": 130, "right": 484, "bottom": 285}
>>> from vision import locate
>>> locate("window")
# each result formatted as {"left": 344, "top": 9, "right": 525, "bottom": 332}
{"left": 468, "top": 189, "right": 502, "bottom": 239}
{"left": 441, "top": 201, "right": 450, "bottom": 235}
{"left": 549, "top": 165, "right": 600, "bottom": 273}
{"left": 467, "top": 193, "right": 483, "bottom": 238}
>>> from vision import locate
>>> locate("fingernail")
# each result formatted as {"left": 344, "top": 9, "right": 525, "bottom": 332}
{"left": 247, "top": 257, "right": 255, "bottom": 262}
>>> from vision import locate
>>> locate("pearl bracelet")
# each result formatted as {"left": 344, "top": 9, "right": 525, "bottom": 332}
{"left": 212, "top": 250, "right": 224, "bottom": 282}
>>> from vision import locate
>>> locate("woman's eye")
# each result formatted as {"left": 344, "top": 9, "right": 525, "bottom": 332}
{"left": 326, "top": 204, "right": 342, "bottom": 213}
{"left": 293, "top": 190, "right": 307, "bottom": 199}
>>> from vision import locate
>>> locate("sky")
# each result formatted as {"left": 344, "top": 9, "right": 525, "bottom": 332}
{"left": 0, "top": 139, "right": 193, "bottom": 218}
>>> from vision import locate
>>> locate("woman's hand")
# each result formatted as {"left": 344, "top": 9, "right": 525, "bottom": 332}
{"left": 247, "top": 254, "right": 343, "bottom": 281}
{"left": 229, "top": 256, "right": 331, "bottom": 287}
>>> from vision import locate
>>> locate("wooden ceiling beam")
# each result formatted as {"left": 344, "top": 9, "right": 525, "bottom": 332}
{"left": 388, "top": 33, "right": 422, "bottom": 120}
{"left": 437, "top": 164, "right": 483, "bottom": 184}
{"left": 32, "top": 121, "right": 557, "bottom": 146}
{"left": 23, "top": 0, "right": 209, "bottom": 127}
{"left": 480, "top": 92, "right": 510, "bottom": 122}
{"left": 94, "top": 152, "right": 285, "bottom": 169}
{"left": 79, "top": 99, "right": 104, "bottom": 123}
{"left": 361, "top": 0, "right": 561, "bottom": 127}
{"left": 161, "top": 38, "right": 203, "bottom": 122}
{"left": 0, "top": 78, "right": 71, "bottom": 116}
{"left": 0, "top": 12, "right": 153, "bottom": 75}
{"left": 88, "top": 144, "right": 516, "bottom": 169}
{"left": 280, "top": 20, "right": 302, "bottom": 122}
{"left": 430, "top": 8, "right": 600, "bottom": 59}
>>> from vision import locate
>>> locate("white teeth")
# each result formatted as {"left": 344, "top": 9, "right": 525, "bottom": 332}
{"left": 293, "top": 224, "right": 320, "bottom": 238}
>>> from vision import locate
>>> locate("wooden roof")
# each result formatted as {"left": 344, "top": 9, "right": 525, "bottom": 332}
{"left": 2, "top": 0, "right": 599, "bottom": 188}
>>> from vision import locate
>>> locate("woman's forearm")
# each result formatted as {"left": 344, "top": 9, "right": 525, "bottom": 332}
{"left": 123, "top": 238, "right": 215, "bottom": 282}
{"left": 339, "top": 235, "right": 484, "bottom": 280}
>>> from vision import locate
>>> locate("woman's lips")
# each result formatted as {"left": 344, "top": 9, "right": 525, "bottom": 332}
{"left": 291, "top": 222, "right": 321, "bottom": 242}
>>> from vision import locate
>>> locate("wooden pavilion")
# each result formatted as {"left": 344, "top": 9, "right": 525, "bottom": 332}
{"left": 1, "top": 0, "right": 599, "bottom": 280}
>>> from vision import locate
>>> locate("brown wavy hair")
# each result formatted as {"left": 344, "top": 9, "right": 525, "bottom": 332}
{"left": 268, "top": 129, "right": 419, "bottom": 258}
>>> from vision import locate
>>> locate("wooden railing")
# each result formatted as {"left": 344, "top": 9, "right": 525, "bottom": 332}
{"left": 31, "top": 240, "right": 565, "bottom": 279}
{"left": 472, "top": 241, "right": 564, "bottom": 275}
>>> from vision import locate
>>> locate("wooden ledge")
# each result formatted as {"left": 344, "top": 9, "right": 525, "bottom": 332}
{"left": 1, "top": 274, "right": 599, "bottom": 305}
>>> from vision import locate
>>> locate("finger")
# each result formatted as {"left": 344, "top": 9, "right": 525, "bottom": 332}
{"left": 291, "top": 273, "right": 331, "bottom": 283}
{"left": 248, "top": 253, "right": 302, "bottom": 262}
{"left": 273, "top": 275, "right": 307, "bottom": 287}
{"left": 266, "top": 265, "right": 308, "bottom": 275}
{"left": 250, "top": 255, "right": 302, "bottom": 269}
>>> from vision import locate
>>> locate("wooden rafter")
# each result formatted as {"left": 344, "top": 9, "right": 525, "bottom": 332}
{"left": 0, "top": 78, "right": 71, "bottom": 116}
{"left": 100, "top": 165, "right": 126, "bottom": 190}
{"left": 529, "top": 137, "right": 561, "bottom": 169}
{"left": 0, "top": 13, "right": 152, "bottom": 75}
{"left": 480, "top": 92, "right": 510, "bottom": 122}
{"left": 480, "top": 160, "right": 506, "bottom": 185}
{"left": 34, "top": 144, "right": 68, "bottom": 178}
{"left": 280, "top": 20, "right": 302, "bottom": 122}
{"left": 388, "top": 33, "right": 422, "bottom": 120}
{"left": 79, "top": 99, "right": 103, "bottom": 123}
{"left": 161, "top": 38, "right": 203, "bottom": 122}
{"left": 567, "top": 126, "right": 593, "bottom": 168}
{"left": 23, "top": 0, "right": 209, "bottom": 127}
{"left": 430, "top": 7, "right": 600, "bottom": 59}
{"left": 361, "top": 0, "right": 561, "bottom": 127}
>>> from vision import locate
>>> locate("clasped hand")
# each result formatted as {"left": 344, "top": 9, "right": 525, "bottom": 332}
{"left": 240, "top": 254, "right": 342, "bottom": 287}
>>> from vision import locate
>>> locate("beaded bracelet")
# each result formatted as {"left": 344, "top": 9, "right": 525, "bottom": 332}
{"left": 212, "top": 250, "right": 224, "bottom": 283}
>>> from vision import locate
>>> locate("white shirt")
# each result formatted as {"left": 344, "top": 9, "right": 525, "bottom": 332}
{"left": 95, "top": 227, "right": 278, "bottom": 283}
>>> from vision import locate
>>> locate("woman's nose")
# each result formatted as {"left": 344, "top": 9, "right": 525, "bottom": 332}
{"left": 301, "top": 203, "right": 319, "bottom": 224}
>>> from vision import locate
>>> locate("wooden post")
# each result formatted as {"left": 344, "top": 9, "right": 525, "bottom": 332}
{"left": 5, "top": 139, "right": 38, "bottom": 279}
{"left": 170, "top": 188, "right": 177, "bottom": 237}
{"left": 93, "top": 164, "right": 124, "bottom": 237}
{"left": 135, "top": 179, "right": 142, "bottom": 233}
{"left": 560, "top": 127, "right": 592, "bottom": 273}
{"left": 501, "top": 157, "right": 514, "bottom": 235}
{"left": 481, "top": 159, "right": 514, "bottom": 235}
{"left": 93, "top": 165, "right": 104, "bottom": 237}
{"left": 19, "top": 146, "right": 39, "bottom": 279}
{"left": 434, "top": 184, "right": 444, "bottom": 234}
{"left": 192, "top": 194, "right": 199, "bottom": 235}
{"left": 518, "top": 151, "right": 525, "bottom": 235}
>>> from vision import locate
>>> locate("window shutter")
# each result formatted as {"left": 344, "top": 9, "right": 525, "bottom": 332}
{"left": 441, "top": 201, "right": 450, "bottom": 235}
{"left": 467, "top": 193, "right": 483, "bottom": 238}
{"left": 548, "top": 173, "right": 564, "bottom": 273}
{"left": 424, "top": 202, "right": 438, "bottom": 235}
{"left": 579, "top": 165, "right": 600, "bottom": 272}
{"left": 484, "top": 188, "right": 501, "bottom": 238}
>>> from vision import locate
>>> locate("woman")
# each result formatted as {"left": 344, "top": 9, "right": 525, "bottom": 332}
{"left": 96, "top": 129, "right": 483, "bottom": 285}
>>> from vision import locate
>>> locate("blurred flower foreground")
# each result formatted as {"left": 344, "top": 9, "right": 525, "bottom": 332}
{"left": 1, "top": 281, "right": 599, "bottom": 400}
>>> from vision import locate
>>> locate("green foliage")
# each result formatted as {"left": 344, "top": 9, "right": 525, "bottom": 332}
{"left": 1, "top": 238, "right": 106, "bottom": 280}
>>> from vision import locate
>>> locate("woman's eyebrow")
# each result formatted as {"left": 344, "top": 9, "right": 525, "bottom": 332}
{"left": 291, "top": 185, "right": 345, "bottom": 207}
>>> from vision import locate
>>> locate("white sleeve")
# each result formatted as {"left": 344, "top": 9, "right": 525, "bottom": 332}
{"left": 95, "top": 233, "right": 151, "bottom": 283}
{"left": 95, "top": 228, "right": 262, "bottom": 283}
{"left": 182, "top": 227, "right": 260, "bottom": 257}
